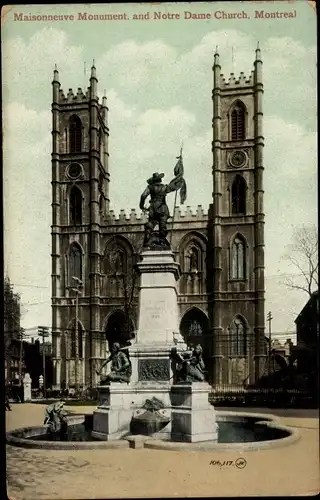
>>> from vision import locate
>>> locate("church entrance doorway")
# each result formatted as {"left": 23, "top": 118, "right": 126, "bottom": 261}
{"left": 105, "top": 310, "right": 135, "bottom": 351}
{"left": 179, "top": 307, "right": 209, "bottom": 349}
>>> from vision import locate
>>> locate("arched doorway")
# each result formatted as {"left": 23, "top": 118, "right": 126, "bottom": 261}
{"left": 105, "top": 310, "right": 135, "bottom": 351}
{"left": 179, "top": 308, "right": 209, "bottom": 349}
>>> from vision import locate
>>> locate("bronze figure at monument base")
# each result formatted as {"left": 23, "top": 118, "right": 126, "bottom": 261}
{"left": 171, "top": 344, "right": 207, "bottom": 383}
{"left": 96, "top": 342, "right": 132, "bottom": 385}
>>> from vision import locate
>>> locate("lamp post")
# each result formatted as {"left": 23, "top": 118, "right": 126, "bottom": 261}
{"left": 71, "top": 276, "right": 83, "bottom": 392}
{"left": 267, "top": 311, "right": 273, "bottom": 378}
{"left": 38, "top": 326, "right": 49, "bottom": 394}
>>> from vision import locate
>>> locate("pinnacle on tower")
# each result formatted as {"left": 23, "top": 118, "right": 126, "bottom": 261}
{"left": 53, "top": 64, "right": 59, "bottom": 82}
{"left": 214, "top": 46, "right": 220, "bottom": 66}
{"left": 90, "top": 59, "right": 97, "bottom": 79}
{"left": 255, "top": 41, "right": 262, "bottom": 60}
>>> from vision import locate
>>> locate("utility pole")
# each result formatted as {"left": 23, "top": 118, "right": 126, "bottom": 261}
{"left": 71, "top": 276, "right": 83, "bottom": 392}
{"left": 38, "top": 325, "right": 49, "bottom": 394}
{"left": 18, "top": 327, "right": 25, "bottom": 386}
{"left": 267, "top": 311, "right": 273, "bottom": 377}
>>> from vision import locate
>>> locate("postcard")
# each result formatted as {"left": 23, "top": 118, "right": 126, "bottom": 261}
{"left": 3, "top": 1, "right": 318, "bottom": 499}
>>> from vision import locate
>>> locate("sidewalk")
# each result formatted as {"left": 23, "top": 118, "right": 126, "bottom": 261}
{"left": 6, "top": 403, "right": 319, "bottom": 499}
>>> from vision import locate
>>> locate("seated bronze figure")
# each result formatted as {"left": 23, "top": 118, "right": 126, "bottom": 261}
{"left": 96, "top": 342, "right": 132, "bottom": 384}
{"left": 171, "top": 344, "right": 206, "bottom": 383}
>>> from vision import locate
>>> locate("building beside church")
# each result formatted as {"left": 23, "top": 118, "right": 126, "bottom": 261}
{"left": 292, "top": 291, "right": 318, "bottom": 376}
{"left": 4, "top": 277, "right": 24, "bottom": 383}
{"left": 51, "top": 47, "right": 266, "bottom": 390}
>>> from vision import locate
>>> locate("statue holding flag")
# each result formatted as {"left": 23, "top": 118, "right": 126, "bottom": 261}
{"left": 139, "top": 148, "right": 187, "bottom": 250}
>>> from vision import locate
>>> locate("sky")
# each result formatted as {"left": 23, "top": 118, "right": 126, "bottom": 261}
{"left": 2, "top": 1, "right": 317, "bottom": 336}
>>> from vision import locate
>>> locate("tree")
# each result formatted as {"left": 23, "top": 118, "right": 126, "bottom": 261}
{"left": 283, "top": 225, "right": 318, "bottom": 297}
{"left": 4, "top": 277, "right": 22, "bottom": 380}
{"left": 104, "top": 238, "right": 139, "bottom": 346}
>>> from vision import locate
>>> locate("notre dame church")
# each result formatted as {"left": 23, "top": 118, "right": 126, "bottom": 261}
{"left": 51, "top": 47, "right": 266, "bottom": 390}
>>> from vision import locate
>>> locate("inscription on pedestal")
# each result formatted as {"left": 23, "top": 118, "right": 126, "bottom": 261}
{"left": 145, "top": 305, "right": 162, "bottom": 320}
{"left": 138, "top": 359, "right": 170, "bottom": 381}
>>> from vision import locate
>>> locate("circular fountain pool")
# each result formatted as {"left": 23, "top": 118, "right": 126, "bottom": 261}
{"left": 6, "top": 411, "right": 299, "bottom": 451}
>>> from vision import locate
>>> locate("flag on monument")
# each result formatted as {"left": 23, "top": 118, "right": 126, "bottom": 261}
{"left": 172, "top": 153, "right": 187, "bottom": 204}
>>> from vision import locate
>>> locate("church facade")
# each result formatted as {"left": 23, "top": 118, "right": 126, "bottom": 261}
{"left": 51, "top": 48, "right": 266, "bottom": 390}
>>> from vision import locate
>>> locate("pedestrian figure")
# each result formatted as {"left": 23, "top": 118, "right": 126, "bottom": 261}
{"left": 5, "top": 391, "right": 12, "bottom": 411}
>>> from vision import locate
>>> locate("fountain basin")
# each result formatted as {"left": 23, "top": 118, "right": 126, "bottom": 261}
{"left": 6, "top": 411, "right": 299, "bottom": 451}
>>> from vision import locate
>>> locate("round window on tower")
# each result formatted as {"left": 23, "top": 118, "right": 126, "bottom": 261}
{"left": 228, "top": 150, "right": 248, "bottom": 169}
{"left": 67, "top": 163, "right": 82, "bottom": 180}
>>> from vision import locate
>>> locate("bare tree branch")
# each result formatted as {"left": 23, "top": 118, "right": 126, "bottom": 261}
{"left": 105, "top": 237, "right": 139, "bottom": 343}
{"left": 282, "top": 224, "right": 318, "bottom": 298}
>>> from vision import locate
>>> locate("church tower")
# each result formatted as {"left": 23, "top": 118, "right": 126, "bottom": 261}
{"left": 209, "top": 46, "right": 265, "bottom": 385}
{"left": 51, "top": 64, "right": 109, "bottom": 389}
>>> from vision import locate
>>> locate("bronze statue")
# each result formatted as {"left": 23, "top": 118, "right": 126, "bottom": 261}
{"left": 171, "top": 344, "right": 206, "bottom": 383}
{"left": 139, "top": 152, "right": 187, "bottom": 249}
{"left": 44, "top": 400, "right": 67, "bottom": 432}
{"left": 96, "top": 342, "right": 132, "bottom": 384}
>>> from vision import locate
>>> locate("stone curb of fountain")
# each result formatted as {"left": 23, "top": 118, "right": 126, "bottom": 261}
{"left": 6, "top": 411, "right": 300, "bottom": 452}
{"left": 6, "top": 413, "right": 130, "bottom": 451}
{"left": 6, "top": 425, "right": 131, "bottom": 450}
{"left": 142, "top": 411, "right": 300, "bottom": 452}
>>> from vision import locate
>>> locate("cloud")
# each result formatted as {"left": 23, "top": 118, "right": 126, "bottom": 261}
{"left": 264, "top": 116, "right": 317, "bottom": 268}
{"left": 3, "top": 27, "right": 317, "bottom": 331}
{"left": 96, "top": 30, "right": 316, "bottom": 131}
{"left": 2, "top": 28, "right": 84, "bottom": 110}
{"left": 99, "top": 39, "right": 177, "bottom": 90}
{"left": 107, "top": 103, "right": 200, "bottom": 210}
{"left": 3, "top": 102, "right": 51, "bottom": 294}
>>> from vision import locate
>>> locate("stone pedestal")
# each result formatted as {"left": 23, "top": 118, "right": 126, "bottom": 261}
{"left": 92, "top": 383, "right": 134, "bottom": 440}
{"left": 135, "top": 250, "right": 181, "bottom": 345}
{"left": 23, "top": 373, "right": 32, "bottom": 402}
{"left": 130, "top": 249, "right": 186, "bottom": 384}
{"left": 92, "top": 249, "right": 187, "bottom": 440}
{"left": 170, "top": 382, "right": 218, "bottom": 443}
{"left": 92, "top": 382, "right": 173, "bottom": 440}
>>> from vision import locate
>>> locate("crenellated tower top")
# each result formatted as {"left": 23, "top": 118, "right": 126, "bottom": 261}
{"left": 213, "top": 43, "right": 262, "bottom": 90}
{"left": 51, "top": 62, "right": 105, "bottom": 107}
{"left": 104, "top": 205, "right": 209, "bottom": 226}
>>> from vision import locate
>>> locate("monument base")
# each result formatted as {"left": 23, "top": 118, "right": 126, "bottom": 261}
{"left": 92, "top": 382, "right": 173, "bottom": 440}
{"left": 170, "top": 382, "right": 218, "bottom": 443}
{"left": 92, "top": 249, "right": 216, "bottom": 442}
{"left": 92, "top": 382, "right": 217, "bottom": 443}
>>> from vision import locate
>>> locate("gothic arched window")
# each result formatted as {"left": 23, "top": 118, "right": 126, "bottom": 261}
{"left": 69, "top": 244, "right": 82, "bottom": 282}
{"left": 70, "top": 186, "right": 82, "bottom": 225}
{"left": 231, "top": 175, "right": 246, "bottom": 214}
{"left": 231, "top": 102, "right": 245, "bottom": 140}
{"left": 69, "top": 115, "right": 82, "bottom": 153}
{"left": 180, "top": 308, "right": 209, "bottom": 346}
{"left": 105, "top": 310, "right": 135, "bottom": 351}
{"left": 230, "top": 317, "right": 246, "bottom": 356}
{"left": 231, "top": 235, "right": 246, "bottom": 280}
{"left": 70, "top": 320, "right": 83, "bottom": 358}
